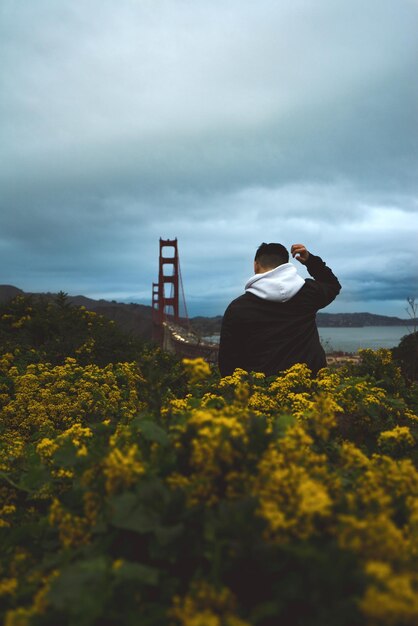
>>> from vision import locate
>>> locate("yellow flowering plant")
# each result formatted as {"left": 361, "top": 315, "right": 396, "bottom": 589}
{"left": 0, "top": 328, "right": 418, "bottom": 626}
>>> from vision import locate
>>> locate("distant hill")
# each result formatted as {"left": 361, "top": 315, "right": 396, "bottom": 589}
{"left": 190, "top": 311, "right": 415, "bottom": 336}
{"left": 0, "top": 286, "right": 415, "bottom": 340}
{"left": 0, "top": 285, "right": 24, "bottom": 302}
{"left": 316, "top": 312, "right": 414, "bottom": 328}
{"left": 0, "top": 286, "right": 153, "bottom": 340}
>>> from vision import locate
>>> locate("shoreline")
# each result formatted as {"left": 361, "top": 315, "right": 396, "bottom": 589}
{"left": 326, "top": 352, "right": 360, "bottom": 366}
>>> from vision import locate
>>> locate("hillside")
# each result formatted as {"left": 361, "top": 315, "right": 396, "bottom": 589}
{"left": 0, "top": 286, "right": 153, "bottom": 340}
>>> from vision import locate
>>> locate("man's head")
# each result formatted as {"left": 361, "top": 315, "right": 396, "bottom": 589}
{"left": 254, "top": 242, "right": 289, "bottom": 274}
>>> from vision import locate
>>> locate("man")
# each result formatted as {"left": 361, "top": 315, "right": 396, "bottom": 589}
{"left": 218, "top": 242, "right": 341, "bottom": 377}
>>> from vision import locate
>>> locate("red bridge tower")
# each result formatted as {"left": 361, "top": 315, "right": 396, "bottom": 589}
{"left": 152, "top": 238, "right": 186, "bottom": 343}
{"left": 151, "top": 238, "right": 218, "bottom": 361}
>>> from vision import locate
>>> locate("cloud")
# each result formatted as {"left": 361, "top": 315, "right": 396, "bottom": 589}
{"left": 0, "top": 0, "right": 417, "bottom": 316}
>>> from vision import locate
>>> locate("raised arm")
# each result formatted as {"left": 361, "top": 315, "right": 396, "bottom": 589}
{"left": 291, "top": 243, "right": 341, "bottom": 309}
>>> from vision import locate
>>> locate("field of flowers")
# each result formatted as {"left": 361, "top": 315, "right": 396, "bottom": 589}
{"left": 1, "top": 338, "right": 418, "bottom": 625}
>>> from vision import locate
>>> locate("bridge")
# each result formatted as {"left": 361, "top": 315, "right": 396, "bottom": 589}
{"left": 152, "top": 238, "right": 218, "bottom": 362}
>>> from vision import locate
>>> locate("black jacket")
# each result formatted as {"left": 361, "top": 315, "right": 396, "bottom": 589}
{"left": 218, "top": 254, "right": 341, "bottom": 377}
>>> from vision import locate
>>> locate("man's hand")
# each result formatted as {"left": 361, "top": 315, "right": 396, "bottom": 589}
{"left": 291, "top": 243, "right": 310, "bottom": 265}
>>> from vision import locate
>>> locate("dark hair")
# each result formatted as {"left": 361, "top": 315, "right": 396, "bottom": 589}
{"left": 255, "top": 242, "right": 289, "bottom": 268}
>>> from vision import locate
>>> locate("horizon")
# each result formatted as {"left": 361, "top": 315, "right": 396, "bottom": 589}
{"left": 1, "top": 283, "right": 415, "bottom": 322}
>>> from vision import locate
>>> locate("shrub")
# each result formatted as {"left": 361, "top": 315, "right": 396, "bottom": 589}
{"left": 1, "top": 349, "right": 418, "bottom": 625}
{"left": 392, "top": 331, "right": 418, "bottom": 382}
{"left": 0, "top": 293, "right": 145, "bottom": 368}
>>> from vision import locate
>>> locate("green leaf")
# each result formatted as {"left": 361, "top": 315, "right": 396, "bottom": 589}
{"left": 136, "top": 419, "right": 169, "bottom": 446}
{"left": 48, "top": 557, "right": 109, "bottom": 626}
{"left": 110, "top": 493, "right": 159, "bottom": 533}
{"left": 53, "top": 440, "right": 80, "bottom": 468}
{"left": 17, "top": 449, "right": 50, "bottom": 492}
{"left": 154, "top": 523, "right": 184, "bottom": 546}
{"left": 18, "top": 464, "right": 49, "bottom": 492}
{"left": 274, "top": 413, "right": 296, "bottom": 437}
{"left": 250, "top": 600, "right": 280, "bottom": 624}
{"left": 115, "top": 561, "right": 159, "bottom": 586}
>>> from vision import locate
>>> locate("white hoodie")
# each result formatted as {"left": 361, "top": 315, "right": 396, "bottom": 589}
{"left": 245, "top": 262, "right": 305, "bottom": 303}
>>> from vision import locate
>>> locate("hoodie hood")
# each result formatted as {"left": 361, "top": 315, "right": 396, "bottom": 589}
{"left": 245, "top": 262, "right": 305, "bottom": 302}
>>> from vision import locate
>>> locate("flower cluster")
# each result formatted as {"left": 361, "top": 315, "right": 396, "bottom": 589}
{"left": 170, "top": 581, "right": 250, "bottom": 626}
{"left": 103, "top": 444, "right": 145, "bottom": 494}
{"left": 1, "top": 348, "right": 418, "bottom": 626}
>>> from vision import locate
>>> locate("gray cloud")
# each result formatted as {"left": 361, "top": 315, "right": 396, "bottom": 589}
{"left": 0, "top": 0, "right": 417, "bottom": 316}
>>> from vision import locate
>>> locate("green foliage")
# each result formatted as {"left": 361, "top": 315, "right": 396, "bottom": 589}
{"left": 392, "top": 331, "right": 418, "bottom": 382}
{"left": 0, "top": 293, "right": 145, "bottom": 368}
{"left": 342, "top": 347, "right": 407, "bottom": 394}
{"left": 135, "top": 346, "right": 188, "bottom": 416}
{"left": 1, "top": 325, "right": 418, "bottom": 625}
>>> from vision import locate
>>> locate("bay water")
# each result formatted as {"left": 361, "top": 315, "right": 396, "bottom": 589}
{"left": 205, "top": 326, "right": 412, "bottom": 354}
{"left": 318, "top": 326, "right": 411, "bottom": 354}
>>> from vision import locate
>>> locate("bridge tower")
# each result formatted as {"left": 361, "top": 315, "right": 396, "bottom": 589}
{"left": 152, "top": 238, "right": 184, "bottom": 344}
{"left": 151, "top": 237, "right": 218, "bottom": 361}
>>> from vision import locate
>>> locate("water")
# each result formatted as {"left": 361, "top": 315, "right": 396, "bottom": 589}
{"left": 205, "top": 326, "right": 412, "bottom": 354}
{"left": 318, "top": 326, "right": 411, "bottom": 354}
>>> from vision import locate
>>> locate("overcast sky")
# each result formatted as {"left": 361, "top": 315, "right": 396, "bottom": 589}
{"left": 1, "top": 0, "right": 417, "bottom": 317}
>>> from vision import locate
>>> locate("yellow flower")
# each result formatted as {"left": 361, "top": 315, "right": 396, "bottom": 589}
{"left": 298, "top": 478, "right": 332, "bottom": 517}
{"left": 378, "top": 426, "right": 415, "bottom": 449}
{"left": 32, "top": 570, "right": 59, "bottom": 615}
{"left": 76, "top": 444, "right": 88, "bottom": 457}
{"left": 183, "top": 358, "right": 211, "bottom": 383}
{"left": 253, "top": 429, "right": 332, "bottom": 542}
{"left": 0, "top": 577, "right": 18, "bottom": 596}
{"left": 361, "top": 561, "right": 418, "bottom": 625}
{"left": 36, "top": 437, "right": 59, "bottom": 460}
{"left": 103, "top": 444, "right": 145, "bottom": 494}
{"left": 339, "top": 441, "right": 370, "bottom": 470}
{"left": 5, "top": 607, "right": 32, "bottom": 626}
{"left": 337, "top": 513, "right": 406, "bottom": 562}
{"left": 49, "top": 499, "right": 91, "bottom": 548}
{"left": 167, "top": 404, "right": 263, "bottom": 507}
{"left": 0, "top": 504, "right": 17, "bottom": 528}
{"left": 170, "top": 582, "right": 250, "bottom": 626}
{"left": 218, "top": 368, "right": 248, "bottom": 388}
{"left": 302, "top": 394, "right": 341, "bottom": 440}
{"left": 53, "top": 468, "right": 74, "bottom": 479}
